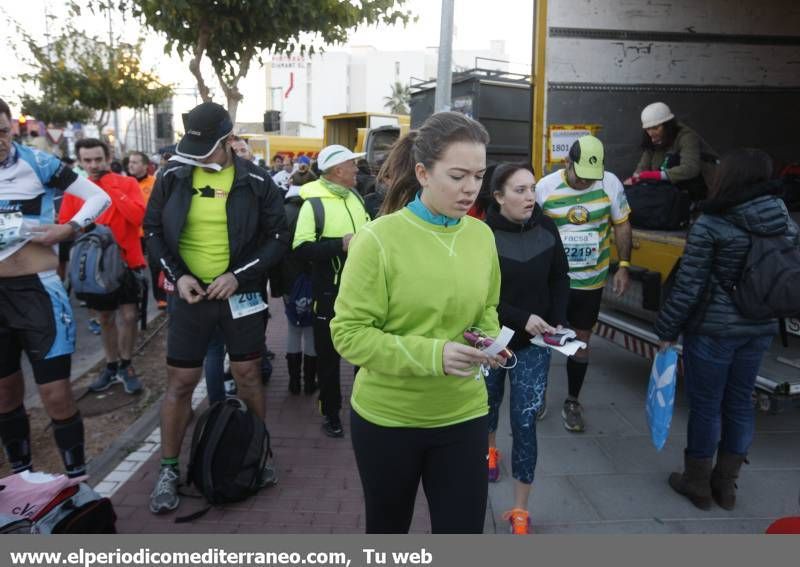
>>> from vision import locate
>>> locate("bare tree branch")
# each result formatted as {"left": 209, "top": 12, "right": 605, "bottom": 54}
{"left": 189, "top": 26, "right": 211, "bottom": 102}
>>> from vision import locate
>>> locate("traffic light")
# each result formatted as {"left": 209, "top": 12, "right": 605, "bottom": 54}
{"left": 263, "top": 110, "right": 281, "bottom": 132}
{"left": 156, "top": 112, "right": 173, "bottom": 140}
{"left": 17, "top": 116, "right": 27, "bottom": 137}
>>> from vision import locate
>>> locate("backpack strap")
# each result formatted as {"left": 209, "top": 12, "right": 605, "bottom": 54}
{"left": 196, "top": 401, "right": 236, "bottom": 503}
{"left": 307, "top": 197, "right": 325, "bottom": 241}
{"left": 175, "top": 505, "right": 212, "bottom": 524}
{"left": 232, "top": 418, "right": 269, "bottom": 493}
{"left": 348, "top": 187, "right": 366, "bottom": 205}
{"left": 185, "top": 401, "right": 219, "bottom": 486}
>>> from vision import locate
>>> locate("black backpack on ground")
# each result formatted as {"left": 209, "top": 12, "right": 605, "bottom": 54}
{"left": 178, "top": 398, "right": 272, "bottom": 522}
{"left": 625, "top": 182, "right": 691, "bottom": 230}
{"left": 729, "top": 232, "right": 800, "bottom": 320}
{"left": 33, "top": 484, "right": 117, "bottom": 534}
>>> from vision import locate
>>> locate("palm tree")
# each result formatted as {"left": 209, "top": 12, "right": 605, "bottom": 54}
{"left": 383, "top": 81, "right": 410, "bottom": 114}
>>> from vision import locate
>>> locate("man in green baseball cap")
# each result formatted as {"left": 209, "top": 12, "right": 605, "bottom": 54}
{"left": 535, "top": 134, "right": 633, "bottom": 433}
{"left": 570, "top": 135, "right": 605, "bottom": 181}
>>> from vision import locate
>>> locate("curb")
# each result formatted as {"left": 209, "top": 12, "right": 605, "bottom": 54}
{"left": 87, "top": 394, "right": 163, "bottom": 485}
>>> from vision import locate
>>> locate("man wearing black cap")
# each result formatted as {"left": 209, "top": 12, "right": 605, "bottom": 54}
{"left": 144, "top": 102, "right": 289, "bottom": 514}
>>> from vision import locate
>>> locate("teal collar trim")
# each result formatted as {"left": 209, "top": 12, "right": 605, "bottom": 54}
{"left": 406, "top": 192, "right": 460, "bottom": 227}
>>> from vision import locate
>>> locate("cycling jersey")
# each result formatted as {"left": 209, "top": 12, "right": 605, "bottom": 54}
{"left": 0, "top": 142, "right": 109, "bottom": 261}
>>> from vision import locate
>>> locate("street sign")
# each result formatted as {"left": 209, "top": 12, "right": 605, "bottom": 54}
{"left": 546, "top": 124, "right": 602, "bottom": 169}
{"left": 46, "top": 128, "right": 64, "bottom": 145}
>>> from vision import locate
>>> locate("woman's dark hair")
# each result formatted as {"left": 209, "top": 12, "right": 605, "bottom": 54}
{"left": 641, "top": 118, "right": 679, "bottom": 150}
{"left": 470, "top": 163, "right": 499, "bottom": 217}
{"left": 707, "top": 148, "right": 773, "bottom": 202}
{"left": 376, "top": 131, "right": 419, "bottom": 217}
{"left": 379, "top": 112, "right": 490, "bottom": 216}
{"left": 491, "top": 162, "right": 535, "bottom": 197}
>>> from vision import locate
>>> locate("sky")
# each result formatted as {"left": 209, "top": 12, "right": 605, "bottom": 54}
{"left": 0, "top": 0, "right": 534, "bottom": 114}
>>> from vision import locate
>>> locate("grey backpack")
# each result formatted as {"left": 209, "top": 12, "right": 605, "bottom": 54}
{"left": 68, "top": 225, "right": 126, "bottom": 295}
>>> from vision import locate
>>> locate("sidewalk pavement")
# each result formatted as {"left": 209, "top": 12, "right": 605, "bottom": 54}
{"left": 107, "top": 299, "right": 433, "bottom": 534}
{"left": 105, "top": 299, "right": 800, "bottom": 534}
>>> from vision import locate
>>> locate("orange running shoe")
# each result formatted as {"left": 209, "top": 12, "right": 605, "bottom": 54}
{"left": 503, "top": 508, "right": 531, "bottom": 535}
{"left": 487, "top": 447, "right": 500, "bottom": 482}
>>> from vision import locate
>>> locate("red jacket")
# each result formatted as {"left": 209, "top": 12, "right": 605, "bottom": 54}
{"left": 60, "top": 172, "right": 146, "bottom": 269}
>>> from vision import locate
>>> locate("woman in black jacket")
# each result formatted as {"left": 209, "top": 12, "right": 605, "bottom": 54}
{"left": 655, "top": 148, "right": 800, "bottom": 511}
{"left": 484, "top": 163, "right": 570, "bottom": 534}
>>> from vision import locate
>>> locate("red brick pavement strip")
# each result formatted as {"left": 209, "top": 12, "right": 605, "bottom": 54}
{"left": 111, "top": 300, "right": 432, "bottom": 534}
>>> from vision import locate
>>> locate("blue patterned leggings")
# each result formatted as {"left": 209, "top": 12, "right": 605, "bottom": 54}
{"left": 485, "top": 344, "right": 551, "bottom": 484}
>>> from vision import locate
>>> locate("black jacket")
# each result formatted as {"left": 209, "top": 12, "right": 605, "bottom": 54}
{"left": 270, "top": 194, "right": 308, "bottom": 297}
{"left": 485, "top": 204, "right": 570, "bottom": 351}
{"left": 363, "top": 183, "right": 386, "bottom": 219}
{"left": 143, "top": 156, "right": 289, "bottom": 294}
{"left": 655, "top": 186, "right": 799, "bottom": 340}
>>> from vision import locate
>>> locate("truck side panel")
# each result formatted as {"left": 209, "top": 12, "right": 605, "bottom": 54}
{"left": 540, "top": 0, "right": 800, "bottom": 176}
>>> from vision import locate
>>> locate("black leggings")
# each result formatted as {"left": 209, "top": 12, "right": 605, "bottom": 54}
{"left": 350, "top": 409, "right": 488, "bottom": 534}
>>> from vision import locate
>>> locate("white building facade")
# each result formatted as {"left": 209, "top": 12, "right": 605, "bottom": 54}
{"left": 171, "top": 42, "right": 509, "bottom": 139}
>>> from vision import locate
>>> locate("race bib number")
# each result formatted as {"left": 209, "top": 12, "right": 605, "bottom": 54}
{"left": 228, "top": 292, "right": 268, "bottom": 320}
{"left": 562, "top": 231, "right": 600, "bottom": 268}
{"left": 0, "top": 212, "right": 25, "bottom": 251}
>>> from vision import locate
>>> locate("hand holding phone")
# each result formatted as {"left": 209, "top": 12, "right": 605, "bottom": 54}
{"left": 464, "top": 331, "right": 513, "bottom": 359}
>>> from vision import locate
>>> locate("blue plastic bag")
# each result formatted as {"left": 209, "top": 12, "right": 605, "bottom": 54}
{"left": 645, "top": 347, "right": 678, "bottom": 451}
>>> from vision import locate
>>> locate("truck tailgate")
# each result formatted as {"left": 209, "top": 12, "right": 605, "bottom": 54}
{"left": 597, "top": 309, "right": 800, "bottom": 397}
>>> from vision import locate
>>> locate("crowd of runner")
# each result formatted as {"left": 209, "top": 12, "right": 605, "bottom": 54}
{"left": 1, "top": 97, "right": 796, "bottom": 534}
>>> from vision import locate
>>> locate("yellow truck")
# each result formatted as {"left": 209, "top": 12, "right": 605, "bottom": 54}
{"left": 529, "top": 0, "right": 800, "bottom": 409}
{"left": 323, "top": 112, "right": 410, "bottom": 172}
{"left": 241, "top": 113, "right": 409, "bottom": 171}
{"left": 239, "top": 134, "right": 322, "bottom": 163}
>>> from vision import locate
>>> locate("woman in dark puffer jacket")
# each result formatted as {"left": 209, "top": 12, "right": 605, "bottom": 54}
{"left": 655, "top": 148, "right": 800, "bottom": 511}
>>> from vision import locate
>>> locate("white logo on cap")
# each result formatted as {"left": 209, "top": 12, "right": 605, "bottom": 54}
{"left": 188, "top": 130, "right": 202, "bottom": 136}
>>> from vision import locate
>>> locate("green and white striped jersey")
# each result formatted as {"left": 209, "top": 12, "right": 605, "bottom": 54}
{"left": 535, "top": 169, "right": 630, "bottom": 290}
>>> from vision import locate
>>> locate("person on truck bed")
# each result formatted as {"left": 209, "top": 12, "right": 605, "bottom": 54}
{"left": 625, "top": 102, "right": 718, "bottom": 201}
{"left": 655, "top": 148, "right": 799, "bottom": 512}
{"left": 536, "top": 135, "right": 633, "bottom": 434}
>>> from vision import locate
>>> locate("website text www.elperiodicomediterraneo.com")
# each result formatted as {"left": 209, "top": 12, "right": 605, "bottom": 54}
{"left": 9, "top": 546, "right": 435, "bottom": 567}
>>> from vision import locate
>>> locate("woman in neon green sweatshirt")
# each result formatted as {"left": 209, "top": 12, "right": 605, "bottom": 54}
{"left": 330, "top": 112, "right": 505, "bottom": 533}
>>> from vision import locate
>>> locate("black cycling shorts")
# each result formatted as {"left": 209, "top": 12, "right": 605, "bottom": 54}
{"left": 0, "top": 272, "right": 74, "bottom": 384}
{"left": 167, "top": 294, "right": 266, "bottom": 368}
{"left": 566, "top": 287, "right": 605, "bottom": 331}
{"left": 79, "top": 268, "right": 143, "bottom": 312}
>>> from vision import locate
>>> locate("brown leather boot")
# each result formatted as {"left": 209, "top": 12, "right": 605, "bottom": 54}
{"left": 711, "top": 451, "right": 747, "bottom": 510}
{"left": 668, "top": 453, "right": 713, "bottom": 510}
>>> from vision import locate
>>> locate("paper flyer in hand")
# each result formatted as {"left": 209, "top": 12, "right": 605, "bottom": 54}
{"left": 531, "top": 334, "right": 587, "bottom": 356}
